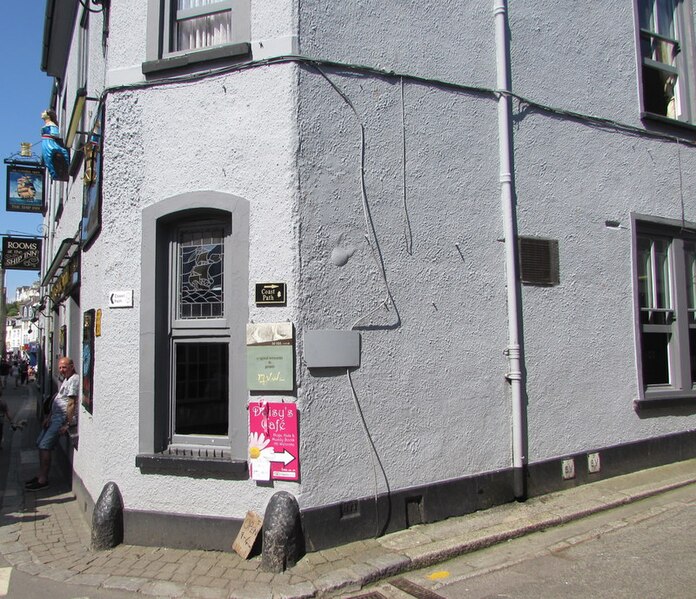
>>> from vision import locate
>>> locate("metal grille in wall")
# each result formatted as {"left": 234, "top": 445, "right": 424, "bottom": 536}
{"left": 518, "top": 236, "right": 560, "bottom": 286}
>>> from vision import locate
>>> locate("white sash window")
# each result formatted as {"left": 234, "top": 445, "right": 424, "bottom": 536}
{"left": 171, "top": 0, "right": 234, "bottom": 52}
{"left": 635, "top": 0, "right": 696, "bottom": 124}
{"left": 145, "top": 0, "right": 250, "bottom": 69}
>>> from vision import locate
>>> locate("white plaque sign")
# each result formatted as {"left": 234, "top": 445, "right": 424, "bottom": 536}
{"left": 108, "top": 289, "right": 134, "bottom": 308}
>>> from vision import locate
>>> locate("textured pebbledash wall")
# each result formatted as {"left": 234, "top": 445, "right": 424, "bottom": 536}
{"left": 46, "top": 0, "right": 696, "bottom": 533}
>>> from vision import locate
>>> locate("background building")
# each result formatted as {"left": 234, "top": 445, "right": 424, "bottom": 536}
{"left": 3, "top": 282, "right": 40, "bottom": 358}
{"left": 15, "top": 283, "right": 41, "bottom": 304}
{"left": 36, "top": 0, "right": 696, "bottom": 552}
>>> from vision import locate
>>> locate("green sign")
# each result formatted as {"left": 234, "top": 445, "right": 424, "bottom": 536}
{"left": 246, "top": 322, "right": 294, "bottom": 391}
{"left": 246, "top": 345, "right": 294, "bottom": 391}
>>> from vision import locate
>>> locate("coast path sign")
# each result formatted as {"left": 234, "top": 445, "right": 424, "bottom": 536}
{"left": 248, "top": 401, "right": 299, "bottom": 482}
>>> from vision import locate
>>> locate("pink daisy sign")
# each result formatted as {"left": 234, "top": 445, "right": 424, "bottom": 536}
{"left": 248, "top": 401, "right": 299, "bottom": 482}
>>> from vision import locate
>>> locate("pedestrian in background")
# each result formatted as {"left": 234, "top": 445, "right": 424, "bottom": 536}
{"left": 19, "top": 361, "right": 29, "bottom": 385}
{"left": 0, "top": 360, "right": 8, "bottom": 389}
{"left": 10, "top": 362, "right": 19, "bottom": 388}
{"left": 0, "top": 389, "right": 15, "bottom": 450}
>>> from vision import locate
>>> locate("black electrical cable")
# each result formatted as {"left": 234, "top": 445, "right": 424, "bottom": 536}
{"left": 77, "top": 0, "right": 104, "bottom": 14}
{"left": 98, "top": 54, "right": 696, "bottom": 150}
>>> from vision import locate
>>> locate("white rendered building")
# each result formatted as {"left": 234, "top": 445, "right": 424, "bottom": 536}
{"left": 37, "top": 0, "right": 696, "bottom": 552}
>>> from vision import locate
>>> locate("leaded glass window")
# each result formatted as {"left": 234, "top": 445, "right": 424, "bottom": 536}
{"left": 177, "top": 228, "right": 224, "bottom": 319}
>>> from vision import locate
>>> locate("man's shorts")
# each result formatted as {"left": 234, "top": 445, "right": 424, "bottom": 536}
{"left": 36, "top": 411, "right": 65, "bottom": 450}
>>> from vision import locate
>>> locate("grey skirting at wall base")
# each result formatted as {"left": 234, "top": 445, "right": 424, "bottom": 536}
{"left": 526, "top": 428, "right": 696, "bottom": 497}
{"left": 71, "top": 429, "right": 696, "bottom": 553}
{"left": 301, "top": 469, "right": 513, "bottom": 552}
{"left": 72, "top": 471, "right": 95, "bottom": 521}
{"left": 125, "top": 509, "right": 245, "bottom": 552}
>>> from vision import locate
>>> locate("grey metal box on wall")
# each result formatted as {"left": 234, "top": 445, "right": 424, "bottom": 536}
{"left": 303, "top": 330, "right": 361, "bottom": 368}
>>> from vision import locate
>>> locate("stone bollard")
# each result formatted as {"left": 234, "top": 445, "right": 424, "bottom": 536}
{"left": 91, "top": 481, "right": 124, "bottom": 550}
{"left": 261, "top": 491, "right": 303, "bottom": 572}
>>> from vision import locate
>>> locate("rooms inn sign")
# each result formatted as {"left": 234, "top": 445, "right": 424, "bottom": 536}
{"left": 1, "top": 237, "right": 42, "bottom": 271}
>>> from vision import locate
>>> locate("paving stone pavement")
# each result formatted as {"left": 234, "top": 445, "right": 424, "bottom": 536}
{"left": 2, "top": 384, "right": 696, "bottom": 598}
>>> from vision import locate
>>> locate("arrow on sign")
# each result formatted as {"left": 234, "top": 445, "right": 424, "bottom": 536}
{"left": 267, "top": 450, "right": 295, "bottom": 465}
{"left": 109, "top": 290, "right": 133, "bottom": 308}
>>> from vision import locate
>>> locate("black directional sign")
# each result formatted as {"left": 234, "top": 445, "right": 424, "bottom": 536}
{"left": 255, "top": 283, "right": 287, "bottom": 306}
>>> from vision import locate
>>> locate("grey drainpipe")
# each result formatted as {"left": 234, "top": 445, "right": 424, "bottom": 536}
{"left": 494, "top": 0, "right": 527, "bottom": 500}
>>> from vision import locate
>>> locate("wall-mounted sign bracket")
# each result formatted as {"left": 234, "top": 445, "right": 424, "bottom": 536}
{"left": 65, "top": 87, "right": 100, "bottom": 149}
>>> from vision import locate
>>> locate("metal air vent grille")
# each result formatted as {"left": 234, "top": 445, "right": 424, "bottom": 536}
{"left": 518, "top": 236, "right": 560, "bottom": 286}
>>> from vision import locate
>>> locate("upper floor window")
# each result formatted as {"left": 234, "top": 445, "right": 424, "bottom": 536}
{"left": 144, "top": 0, "right": 250, "bottom": 72}
{"left": 634, "top": 219, "right": 696, "bottom": 404}
{"left": 169, "top": 0, "right": 234, "bottom": 53}
{"left": 78, "top": 7, "right": 89, "bottom": 89}
{"left": 636, "top": 0, "right": 696, "bottom": 124}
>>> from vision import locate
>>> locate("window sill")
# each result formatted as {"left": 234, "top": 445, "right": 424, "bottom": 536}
{"left": 136, "top": 453, "right": 248, "bottom": 480}
{"left": 634, "top": 392, "right": 696, "bottom": 410}
{"left": 640, "top": 111, "right": 696, "bottom": 133}
{"left": 142, "top": 42, "right": 251, "bottom": 76}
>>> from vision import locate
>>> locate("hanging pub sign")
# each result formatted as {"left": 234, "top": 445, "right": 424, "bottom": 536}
{"left": 1, "top": 237, "right": 42, "bottom": 271}
{"left": 81, "top": 103, "right": 104, "bottom": 247}
{"left": 5, "top": 163, "right": 44, "bottom": 213}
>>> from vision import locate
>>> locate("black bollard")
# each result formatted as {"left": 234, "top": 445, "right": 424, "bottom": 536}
{"left": 91, "top": 481, "right": 124, "bottom": 550}
{"left": 261, "top": 491, "right": 303, "bottom": 572}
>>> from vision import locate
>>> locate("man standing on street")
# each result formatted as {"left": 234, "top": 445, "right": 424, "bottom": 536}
{"left": 25, "top": 356, "right": 78, "bottom": 491}
{"left": 0, "top": 360, "right": 9, "bottom": 389}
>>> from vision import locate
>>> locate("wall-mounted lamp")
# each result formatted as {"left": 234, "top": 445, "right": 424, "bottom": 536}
{"left": 604, "top": 220, "right": 628, "bottom": 231}
{"left": 30, "top": 300, "right": 47, "bottom": 323}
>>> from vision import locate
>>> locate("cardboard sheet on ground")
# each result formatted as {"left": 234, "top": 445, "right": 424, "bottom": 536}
{"left": 232, "top": 511, "right": 263, "bottom": 558}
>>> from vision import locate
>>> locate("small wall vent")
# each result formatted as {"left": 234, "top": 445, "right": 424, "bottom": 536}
{"left": 518, "top": 236, "right": 560, "bottom": 286}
